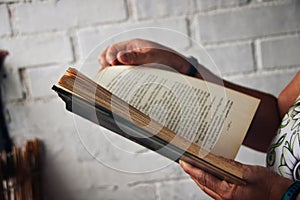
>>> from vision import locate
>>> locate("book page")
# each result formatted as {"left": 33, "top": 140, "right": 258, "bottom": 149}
{"left": 94, "top": 66, "right": 260, "bottom": 159}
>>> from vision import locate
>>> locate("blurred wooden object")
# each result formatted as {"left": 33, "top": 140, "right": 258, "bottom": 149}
{"left": 0, "top": 51, "right": 43, "bottom": 199}
{"left": 0, "top": 139, "right": 42, "bottom": 200}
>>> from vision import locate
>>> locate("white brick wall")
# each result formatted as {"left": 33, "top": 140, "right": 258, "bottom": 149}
{"left": 186, "top": 42, "right": 255, "bottom": 75}
{"left": 1, "top": 0, "right": 300, "bottom": 199}
{"left": 197, "top": 1, "right": 300, "bottom": 43}
{"left": 76, "top": 18, "right": 190, "bottom": 61}
{"left": 195, "top": 0, "right": 249, "bottom": 11}
{"left": 0, "top": 0, "right": 20, "bottom": 2}
{"left": 27, "top": 65, "right": 69, "bottom": 98}
{"left": 133, "top": 0, "right": 195, "bottom": 20}
{"left": 206, "top": 43, "right": 255, "bottom": 75}
{"left": 0, "top": 34, "right": 74, "bottom": 69}
{"left": 11, "top": 0, "right": 128, "bottom": 34}
{"left": 2, "top": 68, "right": 23, "bottom": 101}
{"left": 158, "top": 179, "right": 211, "bottom": 199}
{"left": 228, "top": 70, "right": 297, "bottom": 96}
{"left": 260, "top": 35, "right": 300, "bottom": 68}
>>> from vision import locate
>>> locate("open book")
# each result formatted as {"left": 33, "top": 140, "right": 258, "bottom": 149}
{"left": 52, "top": 66, "right": 260, "bottom": 185}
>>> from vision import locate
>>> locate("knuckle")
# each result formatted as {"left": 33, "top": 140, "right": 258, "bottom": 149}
{"left": 218, "top": 181, "right": 236, "bottom": 200}
{"left": 195, "top": 171, "right": 205, "bottom": 185}
{"left": 131, "top": 38, "right": 142, "bottom": 44}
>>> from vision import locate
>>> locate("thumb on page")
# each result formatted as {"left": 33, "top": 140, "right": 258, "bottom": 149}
{"left": 117, "top": 50, "right": 147, "bottom": 65}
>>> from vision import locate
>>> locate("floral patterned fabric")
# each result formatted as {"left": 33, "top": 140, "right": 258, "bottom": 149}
{"left": 267, "top": 95, "right": 300, "bottom": 181}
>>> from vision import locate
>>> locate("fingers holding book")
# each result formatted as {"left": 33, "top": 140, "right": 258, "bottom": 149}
{"left": 179, "top": 159, "right": 294, "bottom": 200}
{"left": 179, "top": 159, "right": 241, "bottom": 200}
{"left": 98, "top": 39, "right": 191, "bottom": 74}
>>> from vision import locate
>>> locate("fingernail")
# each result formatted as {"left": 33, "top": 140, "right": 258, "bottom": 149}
{"left": 112, "top": 59, "right": 118, "bottom": 65}
{"left": 124, "top": 53, "right": 129, "bottom": 62}
{"left": 107, "top": 56, "right": 114, "bottom": 65}
{"left": 120, "top": 52, "right": 129, "bottom": 63}
{"left": 179, "top": 160, "right": 186, "bottom": 167}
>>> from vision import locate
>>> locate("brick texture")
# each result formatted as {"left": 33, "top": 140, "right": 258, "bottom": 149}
{"left": 0, "top": 0, "right": 20, "bottom": 2}
{"left": 185, "top": 43, "right": 254, "bottom": 75}
{"left": 197, "top": 1, "right": 300, "bottom": 43}
{"left": 158, "top": 179, "right": 211, "bottom": 199}
{"left": 77, "top": 18, "right": 190, "bottom": 60}
{"left": 133, "top": 0, "right": 195, "bottom": 20}
{"left": 207, "top": 43, "right": 254, "bottom": 75}
{"left": 2, "top": 68, "right": 23, "bottom": 102}
{"left": 26, "top": 65, "right": 69, "bottom": 98}
{"left": 11, "top": 0, "right": 127, "bottom": 34}
{"left": 70, "top": 184, "right": 156, "bottom": 200}
{"left": 195, "top": 0, "right": 249, "bottom": 11}
{"left": 260, "top": 36, "right": 300, "bottom": 68}
{"left": 7, "top": 98, "right": 74, "bottom": 135}
{"left": 228, "top": 70, "right": 298, "bottom": 96}
{"left": 0, "top": 34, "right": 73, "bottom": 68}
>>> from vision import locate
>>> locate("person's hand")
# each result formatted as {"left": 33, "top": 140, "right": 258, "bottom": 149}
{"left": 98, "top": 39, "right": 190, "bottom": 74}
{"left": 179, "top": 158, "right": 294, "bottom": 200}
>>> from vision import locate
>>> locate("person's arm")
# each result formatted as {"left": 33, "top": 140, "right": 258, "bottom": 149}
{"left": 98, "top": 38, "right": 281, "bottom": 152}
{"left": 278, "top": 71, "right": 300, "bottom": 118}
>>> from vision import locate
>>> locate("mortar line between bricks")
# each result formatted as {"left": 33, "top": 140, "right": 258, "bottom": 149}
{"left": 125, "top": 0, "right": 135, "bottom": 22}
{"left": 18, "top": 67, "right": 31, "bottom": 100}
{"left": 0, "top": 28, "right": 74, "bottom": 39}
{"left": 7, "top": 55, "right": 78, "bottom": 69}
{"left": 253, "top": 65, "right": 299, "bottom": 74}
{"left": 76, "top": 16, "right": 189, "bottom": 33}
{"left": 72, "top": 22, "right": 300, "bottom": 47}
{"left": 252, "top": 40, "right": 261, "bottom": 71}
{"left": 1, "top": 0, "right": 294, "bottom": 19}
{"left": 9, "top": 63, "right": 74, "bottom": 70}
{"left": 196, "top": 0, "right": 295, "bottom": 16}
{"left": 259, "top": 65, "right": 300, "bottom": 72}
{"left": 5, "top": 94, "right": 58, "bottom": 107}
{"left": 134, "top": 8, "right": 198, "bottom": 23}
{"left": 186, "top": 18, "right": 192, "bottom": 40}
{"left": 154, "top": 183, "right": 161, "bottom": 200}
{"left": 123, "top": 0, "right": 130, "bottom": 22}
{"left": 202, "top": 40, "right": 253, "bottom": 48}
{"left": 0, "top": 29, "right": 73, "bottom": 40}
{"left": 2, "top": 20, "right": 131, "bottom": 38}
{"left": 199, "top": 30, "right": 300, "bottom": 47}
{"left": 5, "top": 3, "right": 14, "bottom": 37}
{"left": 187, "top": 14, "right": 200, "bottom": 45}
{"left": 256, "top": 31, "right": 300, "bottom": 42}
{"left": 224, "top": 66, "right": 300, "bottom": 80}
{"left": 69, "top": 35, "right": 78, "bottom": 63}
{"left": 4, "top": 16, "right": 188, "bottom": 38}
{"left": 0, "top": 2, "right": 21, "bottom": 6}
{"left": 127, "top": 176, "right": 190, "bottom": 187}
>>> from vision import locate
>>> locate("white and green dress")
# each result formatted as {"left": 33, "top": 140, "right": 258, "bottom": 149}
{"left": 267, "top": 95, "right": 300, "bottom": 181}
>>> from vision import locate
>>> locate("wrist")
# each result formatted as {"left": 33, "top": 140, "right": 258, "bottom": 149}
{"left": 156, "top": 49, "right": 191, "bottom": 74}
{"left": 270, "top": 177, "right": 299, "bottom": 200}
{"left": 171, "top": 53, "right": 191, "bottom": 75}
